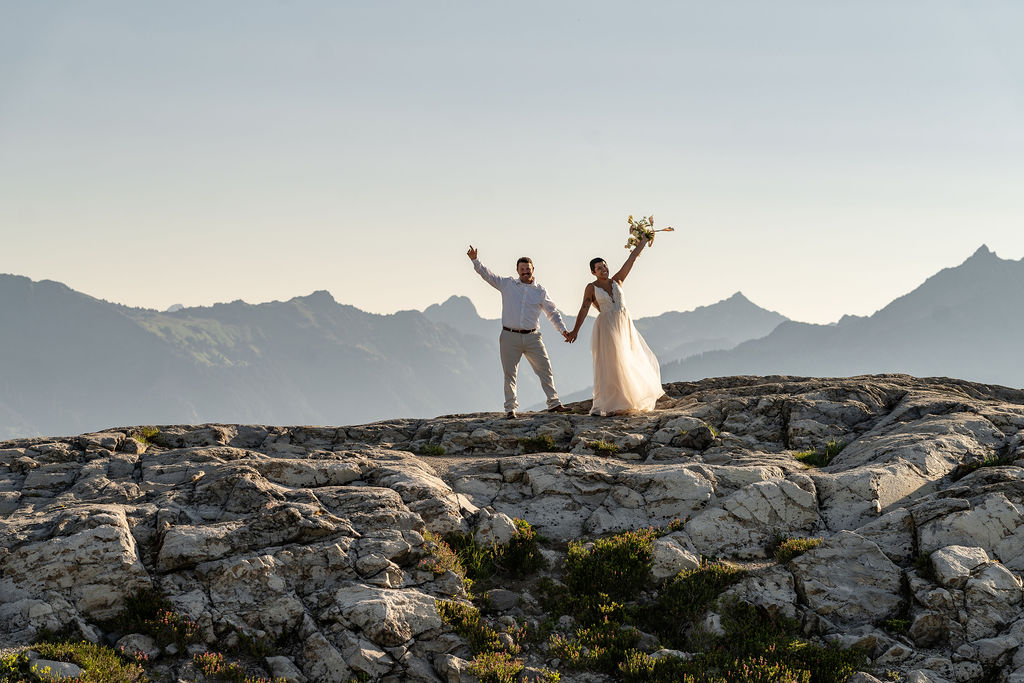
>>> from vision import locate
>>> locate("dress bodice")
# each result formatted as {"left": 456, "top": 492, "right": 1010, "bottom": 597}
{"left": 594, "top": 280, "right": 625, "bottom": 313}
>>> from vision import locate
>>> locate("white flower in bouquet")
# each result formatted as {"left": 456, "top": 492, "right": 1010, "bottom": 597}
{"left": 625, "top": 214, "right": 674, "bottom": 249}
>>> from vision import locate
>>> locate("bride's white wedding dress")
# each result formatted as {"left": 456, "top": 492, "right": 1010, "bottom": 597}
{"left": 590, "top": 280, "right": 664, "bottom": 415}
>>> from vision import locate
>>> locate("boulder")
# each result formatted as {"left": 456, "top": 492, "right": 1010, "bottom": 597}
{"left": 790, "top": 531, "right": 902, "bottom": 629}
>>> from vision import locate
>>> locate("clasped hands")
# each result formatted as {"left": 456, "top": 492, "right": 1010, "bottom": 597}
{"left": 563, "top": 330, "right": 578, "bottom": 343}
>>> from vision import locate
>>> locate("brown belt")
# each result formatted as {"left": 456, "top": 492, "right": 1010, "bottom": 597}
{"left": 502, "top": 326, "right": 536, "bottom": 334}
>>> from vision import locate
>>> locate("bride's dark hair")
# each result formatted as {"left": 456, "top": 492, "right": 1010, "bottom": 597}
{"left": 589, "top": 257, "right": 605, "bottom": 273}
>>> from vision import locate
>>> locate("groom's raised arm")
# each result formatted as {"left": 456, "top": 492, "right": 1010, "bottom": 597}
{"left": 467, "top": 245, "right": 502, "bottom": 290}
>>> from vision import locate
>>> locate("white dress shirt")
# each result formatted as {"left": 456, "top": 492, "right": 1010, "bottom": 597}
{"left": 473, "top": 259, "right": 567, "bottom": 334}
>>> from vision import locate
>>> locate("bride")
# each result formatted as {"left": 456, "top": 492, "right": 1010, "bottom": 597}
{"left": 566, "top": 234, "right": 664, "bottom": 416}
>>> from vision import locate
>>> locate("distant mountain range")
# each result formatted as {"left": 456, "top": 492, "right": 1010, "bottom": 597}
{"left": 0, "top": 273, "right": 784, "bottom": 438}
{"left": 3, "top": 244, "right": 1020, "bottom": 438}
{"left": 662, "top": 245, "right": 1024, "bottom": 386}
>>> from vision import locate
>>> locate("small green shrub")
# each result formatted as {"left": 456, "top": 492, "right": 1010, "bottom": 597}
{"left": 192, "top": 650, "right": 285, "bottom": 682}
{"left": 135, "top": 426, "right": 161, "bottom": 446}
{"left": 774, "top": 537, "right": 823, "bottom": 563}
{"left": 436, "top": 600, "right": 505, "bottom": 654}
{"left": 501, "top": 518, "right": 547, "bottom": 578}
{"left": 419, "top": 530, "right": 467, "bottom": 578}
{"left": 586, "top": 439, "right": 621, "bottom": 456}
{"left": 654, "top": 518, "right": 687, "bottom": 536}
{"left": 467, "top": 651, "right": 524, "bottom": 683}
{"left": 794, "top": 440, "right": 845, "bottom": 468}
{"left": 646, "top": 561, "right": 746, "bottom": 648}
{"left": 104, "top": 588, "right": 201, "bottom": 650}
{"left": 418, "top": 443, "right": 447, "bottom": 456}
{"left": 883, "top": 617, "right": 910, "bottom": 634}
{"left": 717, "top": 600, "right": 866, "bottom": 683}
{"left": 2, "top": 640, "right": 147, "bottom": 683}
{"left": 549, "top": 602, "right": 640, "bottom": 674}
{"left": 914, "top": 552, "right": 938, "bottom": 582}
{"left": 444, "top": 519, "right": 547, "bottom": 583}
{"left": 525, "top": 667, "right": 561, "bottom": 682}
{"left": 563, "top": 528, "right": 656, "bottom": 603}
{"left": 519, "top": 434, "right": 558, "bottom": 454}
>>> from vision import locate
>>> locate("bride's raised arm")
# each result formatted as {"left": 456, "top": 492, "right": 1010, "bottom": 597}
{"left": 566, "top": 282, "right": 597, "bottom": 343}
{"left": 612, "top": 235, "right": 649, "bottom": 283}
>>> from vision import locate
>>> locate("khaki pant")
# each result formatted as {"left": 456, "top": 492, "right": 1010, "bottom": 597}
{"left": 499, "top": 330, "right": 560, "bottom": 412}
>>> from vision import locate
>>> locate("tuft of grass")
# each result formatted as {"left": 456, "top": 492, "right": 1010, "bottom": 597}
{"left": 417, "top": 443, "right": 447, "bottom": 456}
{"left": 773, "top": 537, "right": 823, "bottom": 563}
{"left": 519, "top": 434, "right": 558, "bottom": 454}
{"left": 950, "top": 453, "right": 1016, "bottom": 481}
{"left": 794, "top": 440, "right": 845, "bottom": 468}
{"left": 586, "top": 439, "right": 621, "bottom": 456}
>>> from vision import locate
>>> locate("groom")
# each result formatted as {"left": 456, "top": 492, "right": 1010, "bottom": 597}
{"left": 467, "top": 245, "right": 570, "bottom": 419}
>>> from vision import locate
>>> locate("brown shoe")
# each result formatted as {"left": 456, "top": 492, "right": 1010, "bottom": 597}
{"left": 546, "top": 405, "right": 569, "bottom": 413}
{"left": 505, "top": 411, "right": 517, "bottom": 420}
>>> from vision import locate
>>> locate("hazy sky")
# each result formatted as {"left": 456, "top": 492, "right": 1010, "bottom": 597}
{"left": 2, "top": 1, "right": 1023, "bottom": 324}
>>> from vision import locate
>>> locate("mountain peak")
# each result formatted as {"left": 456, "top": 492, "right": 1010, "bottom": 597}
{"left": 425, "top": 295, "right": 480, "bottom": 317}
{"left": 725, "top": 291, "right": 751, "bottom": 304}
{"left": 294, "top": 290, "right": 337, "bottom": 306}
{"left": 966, "top": 244, "right": 996, "bottom": 262}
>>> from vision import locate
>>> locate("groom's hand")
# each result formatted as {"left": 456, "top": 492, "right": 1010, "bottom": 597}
{"left": 467, "top": 245, "right": 478, "bottom": 260}
{"left": 563, "top": 330, "right": 576, "bottom": 343}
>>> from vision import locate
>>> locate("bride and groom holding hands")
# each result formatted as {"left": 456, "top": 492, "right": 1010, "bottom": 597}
{"left": 467, "top": 229, "right": 663, "bottom": 419}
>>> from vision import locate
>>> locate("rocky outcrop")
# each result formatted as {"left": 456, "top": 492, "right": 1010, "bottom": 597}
{"left": 3, "top": 374, "right": 1024, "bottom": 681}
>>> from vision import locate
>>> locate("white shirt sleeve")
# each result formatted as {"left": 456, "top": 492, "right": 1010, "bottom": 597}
{"left": 540, "top": 289, "right": 567, "bottom": 334}
{"left": 472, "top": 259, "right": 503, "bottom": 291}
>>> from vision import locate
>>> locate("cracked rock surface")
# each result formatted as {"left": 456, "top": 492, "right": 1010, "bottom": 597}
{"left": 3, "top": 374, "right": 1024, "bottom": 681}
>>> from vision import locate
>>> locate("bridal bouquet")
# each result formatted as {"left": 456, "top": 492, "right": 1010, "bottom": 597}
{"left": 625, "top": 214, "right": 674, "bottom": 249}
